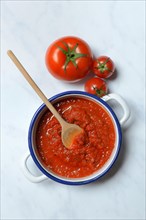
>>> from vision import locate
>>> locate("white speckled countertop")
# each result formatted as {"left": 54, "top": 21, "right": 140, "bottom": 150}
{"left": 1, "top": 1, "right": 145, "bottom": 219}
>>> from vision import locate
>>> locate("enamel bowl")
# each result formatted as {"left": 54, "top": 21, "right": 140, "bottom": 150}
{"left": 21, "top": 91, "right": 130, "bottom": 185}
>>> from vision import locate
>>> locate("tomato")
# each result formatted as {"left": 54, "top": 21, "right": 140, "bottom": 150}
{"left": 93, "top": 56, "right": 115, "bottom": 78}
{"left": 84, "top": 77, "right": 107, "bottom": 97}
{"left": 45, "top": 36, "right": 93, "bottom": 82}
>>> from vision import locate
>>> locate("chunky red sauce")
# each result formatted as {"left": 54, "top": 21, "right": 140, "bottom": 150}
{"left": 36, "top": 98, "right": 116, "bottom": 178}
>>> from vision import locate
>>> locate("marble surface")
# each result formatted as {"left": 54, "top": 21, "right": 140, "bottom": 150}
{"left": 1, "top": 1, "right": 145, "bottom": 220}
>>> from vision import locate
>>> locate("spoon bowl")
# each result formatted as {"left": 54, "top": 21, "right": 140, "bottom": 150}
{"left": 61, "top": 123, "right": 83, "bottom": 148}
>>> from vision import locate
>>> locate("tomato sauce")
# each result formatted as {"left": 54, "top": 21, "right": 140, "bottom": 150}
{"left": 36, "top": 98, "right": 116, "bottom": 178}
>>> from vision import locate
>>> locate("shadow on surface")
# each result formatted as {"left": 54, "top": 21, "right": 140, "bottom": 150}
{"left": 108, "top": 68, "right": 118, "bottom": 81}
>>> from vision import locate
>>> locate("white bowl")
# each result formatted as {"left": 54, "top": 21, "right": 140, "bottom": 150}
{"left": 22, "top": 91, "right": 130, "bottom": 185}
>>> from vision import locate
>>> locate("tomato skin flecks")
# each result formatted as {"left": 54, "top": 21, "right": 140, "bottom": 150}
{"left": 36, "top": 98, "right": 116, "bottom": 178}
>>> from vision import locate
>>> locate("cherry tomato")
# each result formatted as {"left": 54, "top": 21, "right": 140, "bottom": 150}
{"left": 93, "top": 56, "right": 115, "bottom": 78}
{"left": 45, "top": 36, "right": 93, "bottom": 82}
{"left": 84, "top": 77, "right": 107, "bottom": 97}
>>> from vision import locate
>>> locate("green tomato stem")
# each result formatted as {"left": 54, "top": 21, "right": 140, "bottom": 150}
{"left": 57, "top": 42, "right": 87, "bottom": 72}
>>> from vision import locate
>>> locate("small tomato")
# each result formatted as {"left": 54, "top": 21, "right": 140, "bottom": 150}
{"left": 84, "top": 77, "right": 107, "bottom": 97}
{"left": 93, "top": 56, "right": 115, "bottom": 78}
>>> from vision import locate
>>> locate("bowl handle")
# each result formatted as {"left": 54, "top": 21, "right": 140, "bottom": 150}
{"left": 102, "top": 93, "right": 130, "bottom": 127}
{"left": 21, "top": 151, "right": 48, "bottom": 183}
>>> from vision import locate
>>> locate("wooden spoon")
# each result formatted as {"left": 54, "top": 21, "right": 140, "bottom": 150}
{"left": 7, "top": 50, "right": 83, "bottom": 149}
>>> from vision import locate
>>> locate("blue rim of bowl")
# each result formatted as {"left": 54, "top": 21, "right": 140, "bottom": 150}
{"left": 28, "top": 91, "right": 122, "bottom": 185}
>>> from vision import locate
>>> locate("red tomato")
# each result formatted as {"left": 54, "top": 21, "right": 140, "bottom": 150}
{"left": 84, "top": 77, "right": 107, "bottom": 97}
{"left": 45, "top": 36, "right": 93, "bottom": 82}
{"left": 93, "top": 56, "right": 115, "bottom": 78}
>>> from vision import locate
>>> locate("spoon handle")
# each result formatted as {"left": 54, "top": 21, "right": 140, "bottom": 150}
{"left": 7, "top": 50, "right": 64, "bottom": 124}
